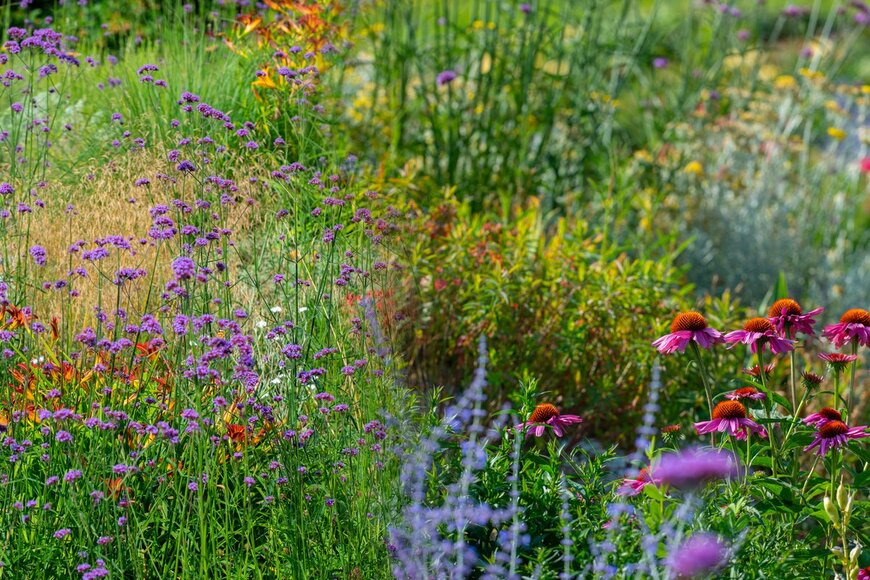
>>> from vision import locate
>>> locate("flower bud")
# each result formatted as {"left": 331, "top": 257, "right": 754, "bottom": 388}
{"left": 823, "top": 496, "right": 839, "bottom": 524}
{"left": 849, "top": 545, "right": 860, "bottom": 566}
{"left": 837, "top": 481, "right": 848, "bottom": 511}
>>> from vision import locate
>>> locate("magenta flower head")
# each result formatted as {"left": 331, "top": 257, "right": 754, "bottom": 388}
{"left": 655, "top": 447, "right": 739, "bottom": 488}
{"left": 616, "top": 466, "right": 660, "bottom": 497}
{"left": 767, "top": 298, "right": 823, "bottom": 337}
{"left": 742, "top": 362, "right": 776, "bottom": 378}
{"left": 695, "top": 401, "right": 767, "bottom": 440}
{"left": 667, "top": 533, "right": 728, "bottom": 578}
{"left": 652, "top": 312, "right": 723, "bottom": 354}
{"left": 724, "top": 387, "right": 765, "bottom": 402}
{"left": 804, "top": 420, "right": 869, "bottom": 456}
{"left": 822, "top": 309, "right": 870, "bottom": 348}
{"left": 818, "top": 352, "right": 858, "bottom": 374}
{"left": 802, "top": 406, "right": 842, "bottom": 428}
{"left": 724, "top": 317, "right": 794, "bottom": 354}
{"left": 436, "top": 70, "right": 458, "bottom": 86}
{"left": 858, "top": 566, "right": 870, "bottom": 580}
{"left": 652, "top": 57, "right": 669, "bottom": 69}
{"left": 514, "top": 403, "right": 582, "bottom": 438}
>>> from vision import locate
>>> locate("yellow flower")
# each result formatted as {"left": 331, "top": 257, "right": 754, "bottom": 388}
{"left": 774, "top": 75, "right": 797, "bottom": 89}
{"left": 634, "top": 150, "right": 653, "bottom": 163}
{"left": 683, "top": 161, "right": 704, "bottom": 176}
{"left": 827, "top": 127, "right": 846, "bottom": 140}
{"left": 798, "top": 68, "right": 824, "bottom": 81}
{"left": 472, "top": 20, "right": 484, "bottom": 30}
{"left": 824, "top": 100, "right": 842, "bottom": 113}
{"left": 252, "top": 68, "right": 277, "bottom": 90}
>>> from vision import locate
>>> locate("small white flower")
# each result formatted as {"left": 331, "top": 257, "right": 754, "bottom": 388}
{"left": 255, "top": 320, "right": 267, "bottom": 329}
{"left": 298, "top": 307, "right": 308, "bottom": 313}
{"left": 270, "top": 306, "right": 283, "bottom": 314}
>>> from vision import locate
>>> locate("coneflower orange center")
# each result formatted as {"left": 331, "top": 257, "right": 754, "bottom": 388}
{"left": 768, "top": 298, "right": 802, "bottom": 317}
{"left": 840, "top": 308, "right": 870, "bottom": 326}
{"left": 712, "top": 401, "right": 747, "bottom": 420}
{"left": 529, "top": 403, "right": 559, "bottom": 424}
{"left": 670, "top": 311, "right": 707, "bottom": 333}
{"left": 817, "top": 407, "right": 842, "bottom": 422}
{"left": 819, "top": 420, "right": 848, "bottom": 438}
{"left": 743, "top": 317, "right": 773, "bottom": 333}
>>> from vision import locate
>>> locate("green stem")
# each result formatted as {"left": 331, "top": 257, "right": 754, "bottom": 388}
{"left": 690, "top": 343, "right": 715, "bottom": 446}
{"left": 847, "top": 341, "right": 858, "bottom": 421}
{"left": 800, "top": 454, "right": 820, "bottom": 496}
{"left": 757, "top": 348, "right": 778, "bottom": 477}
{"left": 789, "top": 348, "right": 798, "bottom": 414}
{"left": 745, "top": 432, "right": 751, "bottom": 486}
{"left": 690, "top": 342, "right": 714, "bottom": 417}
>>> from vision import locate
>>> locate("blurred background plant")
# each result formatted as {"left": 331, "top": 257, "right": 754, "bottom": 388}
{"left": 340, "top": 0, "right": 868, "bottom": 439}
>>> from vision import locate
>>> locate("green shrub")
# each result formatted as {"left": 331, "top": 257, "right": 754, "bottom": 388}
{"left": 401, "top": 194, "right": 745, "bottom": 443}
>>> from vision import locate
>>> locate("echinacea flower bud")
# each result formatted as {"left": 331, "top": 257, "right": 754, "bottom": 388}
{"left": 823, "top": 496, "right": 839, "bottom": 525}
{"left": 800, "top": 370, "right": 824, "bottom": 390}
{"left": 837, "top": 481, "right": 848, "bottom": 511}
{"left": 742, "top": 362, "right": 776, "bottom": 377}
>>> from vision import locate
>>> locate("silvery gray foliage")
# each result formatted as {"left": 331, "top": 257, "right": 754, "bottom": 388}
{"left": 390, "top": 336, "right": 524, "bottom": 580}
{"left": 671, "top": 86, "right": 867, "bottom": 312}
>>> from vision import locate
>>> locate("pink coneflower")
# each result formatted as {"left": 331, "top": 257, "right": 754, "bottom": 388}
{"left": 742, "top": 362, "right": 776, "bottom": 377}
{"left": 666, "top": 533, "right": 728, "bottom": 578}
{"left": 858, "top": 565, "right": 870, "bottom": 580}
{"left": 515, "top": 403, "right": 582, "bottom": 438}
{"left": 655, "top": 448, "right": 739, "bottom": 488}
{"left": 804, "top": 420, "right": 869, "bottom": 455}
{"left": 724, "top": 317, "right": 794, "bottom": 354}
{"left": 802, "top": 407, "right": 842, "bottom": 427}
{"left": 652, "top": 312, "right": 723, "bottom": 354}
{"left": 695, "top": 401, "right": 767, "bottom": 440}
{"left": 818, "top": 352, "right": 858, "bottom": 373}
{"left": 724, "top": 387, "right": 766, "bottom": 402}
{"left": 822, "top": 308, "right": 870, "bottom": 348}
{"left": 767, "top": 298, "right": 823, "bottom": 337}
{"left": 616, "top": 467, "right": 660, "bottom": 497}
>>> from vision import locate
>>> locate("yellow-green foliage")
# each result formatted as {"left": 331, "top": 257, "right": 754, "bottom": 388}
{"left": 404, "top": 196, "right": 745, "bottom": 442}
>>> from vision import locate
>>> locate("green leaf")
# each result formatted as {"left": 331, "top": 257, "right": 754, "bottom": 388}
{"left": 774, "top": 272, "right": 789, "bottom": 301}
